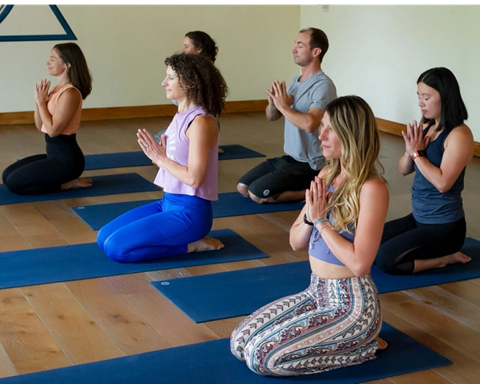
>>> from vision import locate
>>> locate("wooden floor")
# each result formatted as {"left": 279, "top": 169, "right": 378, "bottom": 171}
{"left": 0, "top": 112, "right": 480, "bottom": 383}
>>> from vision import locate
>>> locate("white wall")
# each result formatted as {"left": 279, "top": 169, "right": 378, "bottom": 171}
{"left": 301, "top": 5, "right": 480, "bottom": 141}
{"left": 7, "top": 5, "right": 478, "bottom": 141}
{"left": 0, "top": 4, "right": 300, "bottom": 113}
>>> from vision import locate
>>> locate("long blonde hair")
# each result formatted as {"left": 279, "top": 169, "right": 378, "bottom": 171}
{"left": 322, "top": 96, "right": 385, "bottom": 231}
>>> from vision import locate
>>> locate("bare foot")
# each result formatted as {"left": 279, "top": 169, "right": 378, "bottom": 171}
{"left": 444, "top": 252, "right": 471, "bottom": 265}
{"left": 61, "top": 177, "right": 93, "bottom": 190}
{"left": 376, "top": 337, "right": 388, "bottom": 350}
{"left": 218, "top": 147, "right": 224, "bottom": 154}
{"left": 187, "top": 237, "right": 225, "bottom": 253}
{"left": 413, "top": 251, "right": 472, "bottom": 273}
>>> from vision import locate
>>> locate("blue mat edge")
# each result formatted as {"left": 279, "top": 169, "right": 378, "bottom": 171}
{"left": 0, "top": 323, "right": 451, "bottom": 383}
{"left": 84, "top": 145, "right": 266, "bottom": 170}
{"left": 0, "top": 228, "right": 268, "bottom": 290}
{"left": 0, "top": 173, "right": 160, "bottom": 205}
{"left": 149, "top": 237, "right": 480, "bottom": 323}
{"left": 71, "top": 191, "right": 304, "bottom": 230}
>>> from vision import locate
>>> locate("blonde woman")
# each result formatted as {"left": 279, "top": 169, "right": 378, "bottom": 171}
{"left": 231, "top": 96, "right": 389, "bottom": 376}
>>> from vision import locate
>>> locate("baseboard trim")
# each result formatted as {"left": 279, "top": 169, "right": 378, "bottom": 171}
{"left": 0, "top": 99, "right": 269, "bottom": 126}
{"left": 1, "top": 105, "right": 478, "bottom": 157}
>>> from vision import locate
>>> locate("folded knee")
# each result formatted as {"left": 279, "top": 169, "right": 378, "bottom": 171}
{"left": 244, "top": 349, "right": 266, "bottom": 375}
{"left": 374, "top": 251, "right": 395, "bottom": 272}
{"left": 102, "top": 237, "right": 131, "bottom": 263}
{"left": 236, "top": 183, "right": 250, "bottom": 198}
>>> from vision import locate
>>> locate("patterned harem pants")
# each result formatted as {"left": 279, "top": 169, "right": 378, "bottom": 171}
{"left": 230, "top": 273, "right": 382, "bottom": 376}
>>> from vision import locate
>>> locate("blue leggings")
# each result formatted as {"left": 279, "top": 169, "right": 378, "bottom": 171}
{"left": 97, "top": 193, "right": 213, "bottom": 262}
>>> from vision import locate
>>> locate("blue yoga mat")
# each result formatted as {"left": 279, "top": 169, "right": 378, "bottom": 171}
{"left": 0, "top": 323, "right": 450, "bottom": 384}
{"left": 0, "top": 229, "right": 267, "bottom": 289}
{"left": 218, "top": 144, "right": 265, "bottom": 160}
{"left": 72, "top": 191, "right": 304, "bottom": 230}
{"left": 84, "top": 145, "right": 265, "bottom": 170}
{"left": 152, "top": 237, "right": 480, "bottom": 323}
{"left": 0, "top": 173, "right": 160, "bottom": 205}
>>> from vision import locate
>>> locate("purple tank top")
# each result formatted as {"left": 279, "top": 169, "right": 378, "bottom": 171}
{"left": 154, "top": 106, "right": 218, "bottom": 201}
{"left": 308, "top": 186, "right": 355, "bottom": 266}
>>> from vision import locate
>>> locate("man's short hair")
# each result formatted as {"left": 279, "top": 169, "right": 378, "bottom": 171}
{"left": 300, "top": 27, "right": 329, "bottom": 63}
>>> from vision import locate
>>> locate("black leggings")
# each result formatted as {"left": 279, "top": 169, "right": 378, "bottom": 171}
{"left": 238, "top": 155, "right": 319, "bottom": 200}
{"left": 375, "top": 213, "right": 466, "bottom": 275}
{"left": 2, "top": 134, "right": 85, "bottom": 195}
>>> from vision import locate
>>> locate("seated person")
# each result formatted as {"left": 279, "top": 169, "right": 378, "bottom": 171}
{"left": 237, "top": 28, "right": 336, "bottom": 204}
{"left": 375, "top": 67, "right": 473, "bottom": 275}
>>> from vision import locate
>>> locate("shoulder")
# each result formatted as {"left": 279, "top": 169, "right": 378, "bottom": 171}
{"left": 312, "top": 71, "right": 334, "bottom": 85}
{"left": 58, "top": 86, "right": 81, "bottom": 99}
{"left": 310, "top": 72, "right": 336, "bottom": 97}
{"left": 191, "top": 114, "right": 217, "bottom": 127}
{"left": 444, "top": 124, "right": 474, "bottom": 153}
{"left": 446, "top": 123, "right": 473, "bottom": 142}
{"left": 318, "top": 166, "right": 330, "bottom": 179}
{"left": 188, "top": 114, "right": 218, "bottom": 137}
{"left": 360, "top": 176, "right": 389, "bottom": 199}
{"left": 57, "top": 87, "right": 82, "bottom": 106}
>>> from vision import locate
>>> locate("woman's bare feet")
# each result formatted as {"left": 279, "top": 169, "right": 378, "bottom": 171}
{"left": 187, "top": 237, "right": 225, "bottom": 253}
{"left": 443, "top": 252, "right": 471, "bottom": 265}
{"left": 61, "top": 177, "right": 93, "bottom": 190}
{"left": 413, "top": 251, "right": 471, "bottom": 273}
{"left": 376, "top": 337, "right": 388, "bottom": 350}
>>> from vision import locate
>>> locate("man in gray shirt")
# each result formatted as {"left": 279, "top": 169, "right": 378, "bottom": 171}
{"left": 237, "top": 27, "right": 337, "bottom": 204}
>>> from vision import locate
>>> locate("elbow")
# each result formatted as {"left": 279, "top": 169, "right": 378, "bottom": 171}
{"left": 47, "top": 131, "right": 60, "bottom": 138}
{"left": 189, "top": 177, "right": 206, "bottom": 190}
{"left": 436, "top": 183, "right": 452, "bottom": 194}
{"left": 290, "top": 241, "right": 303, "bottom": 252}
{"left": 353, "top": 267, "right": 370, "bottom": 277}
{"left": 350, "top": 262, "right": 371, "bottom": 277}
{"left": 398, "top": 166, "right": 413, "bottom": 176}
{"left": 289, "top": 235, "right": 306, "bottom": 251}
{"left": 305, "top": 122, "right": 319, "bottom": 133}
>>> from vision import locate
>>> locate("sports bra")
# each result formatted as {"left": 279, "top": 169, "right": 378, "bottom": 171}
{"left": 308, "top": 186, "right": 355, "bottom": 266}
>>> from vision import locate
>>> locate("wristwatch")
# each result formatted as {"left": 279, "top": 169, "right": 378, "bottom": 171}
{"left": 303, "top": 214, "right": 313, "bottom": 226}
{"left": 411, "top": 150, "right": 425, "bottom": 161}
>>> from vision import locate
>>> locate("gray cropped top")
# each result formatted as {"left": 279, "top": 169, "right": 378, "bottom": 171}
{"left": 308, "top": 186, "right": 355, "bottom": 266}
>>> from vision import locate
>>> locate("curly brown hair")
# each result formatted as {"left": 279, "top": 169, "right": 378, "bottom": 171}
{"left": 164, "top": 53, "right": 228, "bottom": 116}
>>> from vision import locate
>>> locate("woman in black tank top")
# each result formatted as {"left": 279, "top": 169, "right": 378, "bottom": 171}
{"left": 375, "top": 67, "right": 474, "bottom": 275}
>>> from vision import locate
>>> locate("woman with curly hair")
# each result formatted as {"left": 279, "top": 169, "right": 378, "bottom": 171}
{"left": 231, "top": 96, "right": 388, "bottom": 376}
{"left": 97, "top": 53, "right": 228, "bottom": 262}
{"left": 156, "top": 31, "right": 222, "bottom": 151}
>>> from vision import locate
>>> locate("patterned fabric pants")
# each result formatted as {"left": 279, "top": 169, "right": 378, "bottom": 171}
{"left": 230, "top": 273, "right": 381, "bottom": 376}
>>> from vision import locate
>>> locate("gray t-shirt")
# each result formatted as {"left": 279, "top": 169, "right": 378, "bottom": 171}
{"left": 284, "top": 70, "right": 337, "bottom": 170}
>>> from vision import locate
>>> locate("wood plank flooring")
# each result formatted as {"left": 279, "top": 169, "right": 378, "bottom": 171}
{"left": 0, "top": 112, "right": 479, "bottom": 383}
